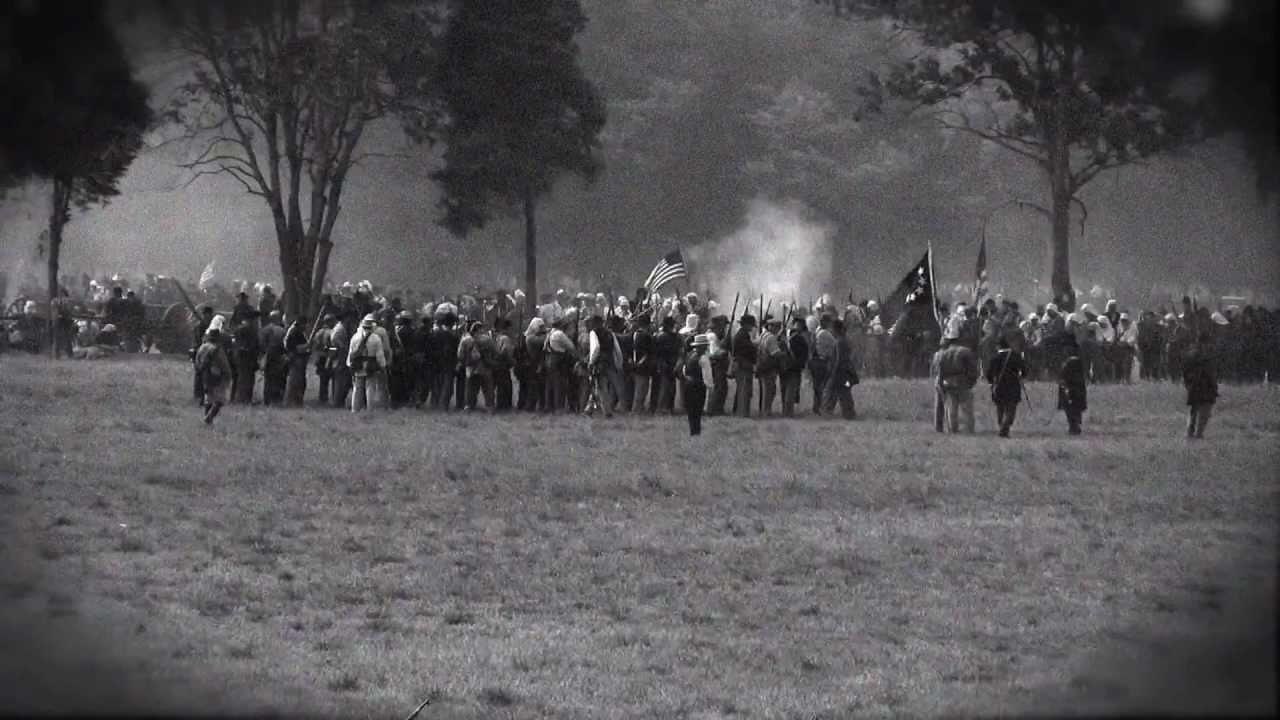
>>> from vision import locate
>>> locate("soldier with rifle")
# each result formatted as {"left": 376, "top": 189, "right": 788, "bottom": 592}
{"left": 732, "top": 313, "right": 758, "bottom": 418}
{"left": 706, "top": 293, "right": 737, "bottom": 416}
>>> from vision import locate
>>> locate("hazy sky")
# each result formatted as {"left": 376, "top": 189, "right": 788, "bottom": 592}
{"left": 2, "top": 0, "right": 1276, "bottom": 307}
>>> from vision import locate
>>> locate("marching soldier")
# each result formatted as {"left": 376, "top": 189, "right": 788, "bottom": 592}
{"left": 195, "top": 325, "right": 233, "bottom": 424}
{"left": 1181, "top": 331, "right": 1218, "bottom": 439}
{"left": 231, "top": 312, "right": 260, "bottom": 404}
{"left": 932, "top": 321, "right": 979, "bottom": 433}
{"left": 705, "top": 314, "right": 731, "bottom": 416}
{"left": 654, "top": 315, "right": 681, "bottom": 414}
{"left": 986, "top": 328, "right": 1028, "bottom": 437}
{"left": 1057, "top": 334, "right": 1088, "bottom": 435}
{"left": 631, "top": 312, "right": 656, "bottom": 412}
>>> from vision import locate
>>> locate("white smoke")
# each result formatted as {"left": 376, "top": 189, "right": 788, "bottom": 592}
{"left": 684, "top": 197, "right": 835, "bottom": 312}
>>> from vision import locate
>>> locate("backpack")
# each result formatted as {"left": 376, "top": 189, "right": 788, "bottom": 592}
{"left": 200, "top": 346, "right": 223, "bottom": 385}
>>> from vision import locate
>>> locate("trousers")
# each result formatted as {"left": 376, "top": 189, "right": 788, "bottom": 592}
{"left": 935, "top": 387, "right": 975, "bottom": 433}
{"left": 685, "top": 382, "right": 707, "bottom": 435}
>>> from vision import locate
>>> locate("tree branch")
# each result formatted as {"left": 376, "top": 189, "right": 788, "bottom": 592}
{"left": 934, "top": 108, "right": 1048, "bottom": 166}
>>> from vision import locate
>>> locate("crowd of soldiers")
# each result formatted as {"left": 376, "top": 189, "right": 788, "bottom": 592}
{"left": 186, "top": 280, "right": 1264, "bottom": 438}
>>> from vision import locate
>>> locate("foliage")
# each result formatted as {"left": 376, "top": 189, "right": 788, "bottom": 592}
{"left": 431, "top": 0, "right": 606, "bottom": 312}
{"left": 168, "top": 0, "right": 444, "bottom": 319}
{"left": 0, "top": 1, "right": 151, "bottom": 212}
{"left": 818, "top": 0, "right": 1205, "bottom": 309}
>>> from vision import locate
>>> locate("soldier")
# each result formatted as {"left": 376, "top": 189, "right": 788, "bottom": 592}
{"left": 654, "top": 315, "right": 681, "bottom": 414}
{"left": 231, "top": 312, "right": 260, "bottom": 404}
{"left": 258, "top": 310, "right": 287, "bottom": 406}
{"left": 521, "top": 317, "right": 548, "bottom": 412}
{"left": 732, "top": 314, "right": 758, "bottom": 418}
{"left": 1181, "top": 331, "right": 1219, "bottom": 439}
{"left": 330, "top": 313, "right": 355, "bottom": 408}
{"left": 231, "top": 292, "right": 254, "bottom": 326}
{"left": 283, "top": 313, "right": 310, "bottom": 406}
{"left": 492, "top": 317, "right": 516, "bottom": 411}
{"left": 809, "top": 313, "right": 835, "bottom": 415}
{"left": 348, "top": 313, "right": 388, "bottom": 412}
{"left": 682, "top": 333, "right": 713, "bottom": 435}
{"left": 705, "top": 314, "right": 731, "bottom": 416}
{"left": 195, "top": 326, "right": 233, "bottom": 424}
{"left": 257, "top": 284, "right": 277, "bottom": 318}
{"left": 52, "top": 287, "right": 76, "bottom": 359}
{"left": 822, "top": 319, "right": 858, "bottom": 419}
{"left": 412, "top": 316, "right": 433, "bottom": 408}
{"left": 612, "top": 314, "right": 635, "bottom": 412}
{"left": 429, "top": 311, "right": 460, "bottom": 411}
{"left": 781, "top": 315, "right": 809, "bottom": 418}
{"left": 756, "top": 318, "right": 784, "bottom": 416}
{"left": 310, "top": 314, "right": 336, "bottom": 405}
{"left": 586, "top": 314, "right": 624, "bottom": 417}
{"left": 986, "top": 328, "right": 1028, "bottom": 437}
{"left": 932, "top": 320, "right": 979, "bottom": 433}
{"left": 192, "top": 306, "right": 215, "bottom": 402}
{"left": 459, "top": 321, "right": 496, "bottom": 411}
{"left": 1057, "top": 334, "right": 1088, "bottom": 435}
{"left": 631, "top": 312, "right": 656, "bottom": 412}
{"left": 543, "top": 318, "right": 578, "bottom": 413}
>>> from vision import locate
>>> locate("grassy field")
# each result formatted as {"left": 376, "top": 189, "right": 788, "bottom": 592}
{"left": 1, "top": 353, "right": 1276, "bottom": 718}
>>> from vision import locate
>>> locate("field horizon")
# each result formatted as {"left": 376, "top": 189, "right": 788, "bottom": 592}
{"left": 1, "top": 353, "right": 1276, "bottom": 718}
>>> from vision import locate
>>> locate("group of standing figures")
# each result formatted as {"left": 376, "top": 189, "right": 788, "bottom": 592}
{"left": 190, "top": 297, "right": 1223, "bottom": 441}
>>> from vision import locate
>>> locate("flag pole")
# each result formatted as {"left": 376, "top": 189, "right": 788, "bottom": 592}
{"left": 927, "top": 241, "right": 941, "bottom": 329}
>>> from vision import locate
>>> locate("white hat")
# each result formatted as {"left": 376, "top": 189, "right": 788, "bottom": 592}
{"left": 209, "top": 315, "right": 226, "bottom": 332}
{"left": 1045, "top": 303, "right": 1059, "bottom": 315}
{"left": 866, "top": 300, "right": 879, "bottom": 311}
{"left": 1164, "top": 313, "right": 1177, "bottom": 323}
{"left": 361, "top": 314, "right": 376, "bottom": 327}
{"left": 618, "top": 296, "right": 630, "bottom": 306}
{"left": 1119, "top": 312, "right": 1130, "bottom": 321}
{"left": 513, "top": 289, "right": 526, "bottom": 300}
{"left": 1080, "top": 303, "right": 1094, "bottom": 314}
{"left": 1067, "top": 312, "right": 1083, "bottom": 325}
{"left": 1211, "top": 311, "right": 1229, "bottom": 326}
{"left": 101, "top": 323, "right": 117, "bottom": 333}
{"left": 691, "top": 333, "right": 711, "bottom": 347}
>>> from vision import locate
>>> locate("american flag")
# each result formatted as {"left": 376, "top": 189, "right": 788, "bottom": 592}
{"left": 972, "top": 237, "right": 988, "bottom": 305}
{"left": 643, "top": 249, "right": 687, "bottom": 294}
{"left": 198, "top": 261, "right": 215, "bottom": 291}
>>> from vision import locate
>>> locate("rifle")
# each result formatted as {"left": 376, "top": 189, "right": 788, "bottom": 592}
{"left": 727, "top": 292, "right": 739, "bottom": 337}
{"left": 170, "top": 277, "right": 199, "bottom": 317}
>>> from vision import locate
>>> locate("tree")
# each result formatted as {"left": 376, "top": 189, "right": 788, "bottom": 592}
{"left": 821, "top": 0, "right": 1198, "bottom": 310}
{"left": 1, "top": 1, "right": 152, "bottom": 351}
{"left": 432, "top": 0, "right": 606, "bottom": 317}
{"left": 168, "top": 0, "right": 442, "bottom": 320}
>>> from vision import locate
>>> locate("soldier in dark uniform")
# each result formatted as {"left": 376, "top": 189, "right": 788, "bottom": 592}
{"left": 283, "top": 314, "right": 310, "bottom": 406}
{"left": 682, "top": 334, "right": 712, "bottom": 435}
{"left": 986, "top": 328, "right": 1028, "bottom": 437}
{"left": 706, "top": 314, "right": 731, "bottom": 416}
{"left": 1181, "top": 331, "right": 1219, "bottom": 439}
{"left": 1057, "top": 335, "right": 1088, "bottom": 435}
{"left": 429, "top": 312, "right": 459, "bottom": 411}
{"left": 259, "top": 310, "right": 287, "bottom": 406}
{"left": 732, "top": 314, "right": 757, "bottom": 418}
{"left": 231, "top": 312, "right": 260, "bottom": 404}
{"left": 630, "top": 312, "right": 656, "bottom": 412}
{"left": 653, "top": 315, "right": 681, "bottom": 414}
{"left": 610, "top": 314, "right": 634, "bottom": 412}
{"left": 781, "top": 315, "right": 808, "bottom": 418}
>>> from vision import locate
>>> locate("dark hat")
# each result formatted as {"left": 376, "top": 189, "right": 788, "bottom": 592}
{"left": 636, "top": 311, "right": 653, "bottom": 324}
{"left": 740, "top": 314, "right": 756, "bottom": 327}
{"left": 661, "top": 316, "right": 676, "bottom": 330}
{"left": 710, "top": 314, "right": 729, "bottom": 325}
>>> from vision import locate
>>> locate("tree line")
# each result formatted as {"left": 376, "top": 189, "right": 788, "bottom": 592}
{"left": 1, "top": 0, "right": 1274, "bottom": 348}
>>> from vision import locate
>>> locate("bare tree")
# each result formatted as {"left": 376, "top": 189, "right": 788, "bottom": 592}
{"left": 168, "top": 0, "right": 441, "bottom": 319}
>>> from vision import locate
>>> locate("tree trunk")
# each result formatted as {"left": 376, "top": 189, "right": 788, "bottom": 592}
{"left": 309, "top": 239, "right": 334, "bottom": 321}
{"left": 46, "top": 179, "right": 69, "bottom": 360}
{"left": 1047, "top": 141, "right": 1076, "bottom": 313}
{"left": 1049, "top": 186, "right": 1074, "bottom": 312}
{"left": 523, "top": 186, "right": 538, "bottom": 317}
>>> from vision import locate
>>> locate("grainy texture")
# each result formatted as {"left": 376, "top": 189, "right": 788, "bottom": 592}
{"left": 0, "top": 354, "right": 1275, "bottom": 718}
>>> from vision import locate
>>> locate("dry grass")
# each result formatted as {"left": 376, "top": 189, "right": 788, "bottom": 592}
{"left": 0, "top": 353, "right": 1275, "bottom": 718}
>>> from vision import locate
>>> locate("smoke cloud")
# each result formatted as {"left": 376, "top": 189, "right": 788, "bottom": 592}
{"left": 683, "top": 197, "right": 834, "bottom": 312}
